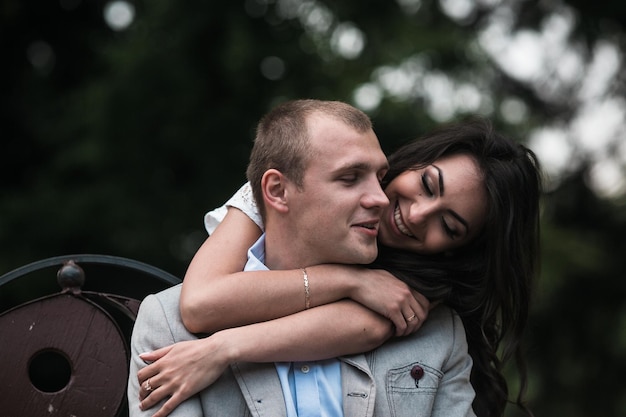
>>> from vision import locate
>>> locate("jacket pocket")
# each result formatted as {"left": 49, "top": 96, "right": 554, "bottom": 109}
{"left": 385, "top": 362, "right": 442, "bottom": 416}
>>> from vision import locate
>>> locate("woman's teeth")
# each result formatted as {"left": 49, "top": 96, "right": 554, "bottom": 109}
{"left": 394, "top": 205, "right": 414, "bottom": 237}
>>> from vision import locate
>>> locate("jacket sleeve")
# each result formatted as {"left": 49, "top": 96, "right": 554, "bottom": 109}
{"left": 430, "top": 310, "right": 477, "bottom": 417}
{"left": 127, "top": 290, "right": 204, "bottom": 417}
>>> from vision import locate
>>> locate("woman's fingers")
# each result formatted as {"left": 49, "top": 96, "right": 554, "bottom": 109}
{"left": 138, "top": 368, "right": 159, "bottom": 401}
{"left": 136, "top": 337, "right": 232, "bottom": 415}
{"left": 150, "top": 394, "right": 186, "bottom": 417}
{"left": 395, "top": 291, "right": 430, "bottom": 336}
{"left": 391, "top": 310, "right": 409, "bottom": 336}
{"left": 139, "top": 376, "right": 157, "bottom": 401}
{"left": 140, "top": 345, "right": 174, "bottom": 363}
{"left": 139, "top": 377, "right": 169, "bottom": 411}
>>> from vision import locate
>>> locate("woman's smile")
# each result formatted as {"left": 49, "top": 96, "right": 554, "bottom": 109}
{"left": 393, "top": 203, "right": 414, "bottom": 238}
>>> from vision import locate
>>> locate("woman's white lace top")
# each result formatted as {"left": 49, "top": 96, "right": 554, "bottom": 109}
{"left": 204, "top": 182, "right": 264, "bottom": 234}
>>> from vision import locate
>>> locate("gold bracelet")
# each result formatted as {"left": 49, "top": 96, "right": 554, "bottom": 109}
{"left": 301, "top": 268, "right": 311, "bottom": 309}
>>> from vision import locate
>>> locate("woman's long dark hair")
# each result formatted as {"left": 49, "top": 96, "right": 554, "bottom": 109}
{"left": 371, "top": 118, "right": 541, "bottom": 417}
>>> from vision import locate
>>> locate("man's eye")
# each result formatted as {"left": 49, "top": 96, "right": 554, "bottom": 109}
{"left": 340, "top": 175, "right": 358, "bottom": 183}
{"left": 378, "top": 169, "right": 389, "bottom": 184}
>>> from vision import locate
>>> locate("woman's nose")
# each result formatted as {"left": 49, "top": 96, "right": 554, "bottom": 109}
{"left": 407, "top": 200, "right": 436, "bottom": 226}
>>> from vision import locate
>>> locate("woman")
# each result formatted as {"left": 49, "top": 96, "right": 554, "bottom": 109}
{"left": 138, "top": 118, "right": 541, "bottom": 417}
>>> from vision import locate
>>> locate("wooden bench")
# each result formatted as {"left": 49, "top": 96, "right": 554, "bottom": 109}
{"left": 0, "top": 254, "right": 180, "bottom": 417}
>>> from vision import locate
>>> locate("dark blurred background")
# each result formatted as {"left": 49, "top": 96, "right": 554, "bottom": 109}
{"left": 1, "top": 0, "right": 625, "bottom": 415}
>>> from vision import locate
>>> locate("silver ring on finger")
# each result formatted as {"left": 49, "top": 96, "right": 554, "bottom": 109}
{"left": 406, "top": 314, "right": 417, "bottom": 322}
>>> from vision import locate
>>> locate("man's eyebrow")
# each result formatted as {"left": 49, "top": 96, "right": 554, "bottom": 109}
{"left": 334, "top": 161, "right": 387, "bottom": 173}
{"left": 433, "top": 163, "right": 470, "bottom": 233}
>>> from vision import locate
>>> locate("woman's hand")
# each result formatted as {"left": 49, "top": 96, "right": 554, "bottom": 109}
{"left": 347, "top": 268, "right": 430, "bottom": 336}
{"left": 136, "top": 336, "right": 232, "bottom": 417}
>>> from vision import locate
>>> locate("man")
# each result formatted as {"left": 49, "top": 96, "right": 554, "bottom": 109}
{"left": 128, "top": 99, "right": 476, "bottom": 417}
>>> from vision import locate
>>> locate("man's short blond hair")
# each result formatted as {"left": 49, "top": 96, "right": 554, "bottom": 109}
{"left": 246, "top": 99, "right": 373, "bottom": 220}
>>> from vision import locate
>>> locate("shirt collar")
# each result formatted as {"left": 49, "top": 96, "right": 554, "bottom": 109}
{"left": 245, "top": 234, "right": 268, "bottom": 272}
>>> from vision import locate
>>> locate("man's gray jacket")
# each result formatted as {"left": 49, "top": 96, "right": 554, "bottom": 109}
{"left": 128, "top": 284, "right": 476, "bottom": 417}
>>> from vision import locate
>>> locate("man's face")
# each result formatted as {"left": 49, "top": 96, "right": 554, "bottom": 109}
{"left": 287, "top": 114, "right": 389, "bottom": 266}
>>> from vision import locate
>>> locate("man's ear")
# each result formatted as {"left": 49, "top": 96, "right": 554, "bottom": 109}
{"left": 261, "top": 169, "right": 289, "bottom": 214}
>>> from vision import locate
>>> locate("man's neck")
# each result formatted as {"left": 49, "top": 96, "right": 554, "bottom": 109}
{"left": 263, "top": 231, "right": 310, "bottom": 270}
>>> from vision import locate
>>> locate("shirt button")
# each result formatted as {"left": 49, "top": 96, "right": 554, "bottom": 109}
{"left": 301, "top": 365, "right": 310, "bottom": 373}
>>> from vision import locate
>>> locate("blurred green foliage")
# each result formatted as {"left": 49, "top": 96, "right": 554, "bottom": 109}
{"left": 1, "top": 0, "right": 625, "bottom": 415}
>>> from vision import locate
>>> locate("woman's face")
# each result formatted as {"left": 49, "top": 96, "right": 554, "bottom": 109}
{"left": 379, "top": 153, "right": 488, "bottom": 254}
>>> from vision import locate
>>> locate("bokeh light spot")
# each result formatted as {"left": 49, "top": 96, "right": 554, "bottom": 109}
{"left": 104, "top": 1, "right": 135, "bottom": 31}
{"left": 260, "top": 56, "right": 286, "bottom": 80}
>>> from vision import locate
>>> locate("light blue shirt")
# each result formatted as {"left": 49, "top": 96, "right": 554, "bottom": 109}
{"left": 244, "top": 234, "right": 344, "bottom": 417}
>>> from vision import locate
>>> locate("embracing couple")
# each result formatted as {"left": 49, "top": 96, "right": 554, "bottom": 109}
{"left": 128, "top": 99, "right": 541, "bottom": 417}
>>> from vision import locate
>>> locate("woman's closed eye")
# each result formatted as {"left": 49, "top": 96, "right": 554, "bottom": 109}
{"left": 421, "top": 172, "right": 434, "bottom": 196}
{"left": 441, "top": 217, "right": 459, "bottom": 239}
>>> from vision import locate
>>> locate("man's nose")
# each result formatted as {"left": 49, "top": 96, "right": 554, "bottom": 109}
{"left": 362, "top": 180, "right": 389, "bottom": 209}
